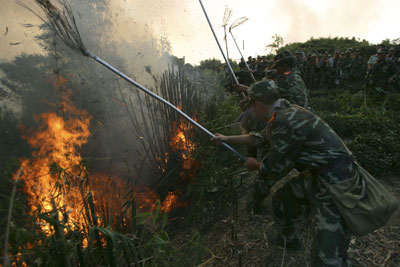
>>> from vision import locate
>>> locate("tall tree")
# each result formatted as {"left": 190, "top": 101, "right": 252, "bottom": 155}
{"left": 266, "top": 34, "right": 284, "bottom": 54}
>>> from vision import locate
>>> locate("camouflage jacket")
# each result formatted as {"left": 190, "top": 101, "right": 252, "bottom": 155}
{"left": 338, "top": 57, "right": 353, "bottom": 75}
{"left": 366, "top": 58, "right": 398, "bottom": 90}
{"left": 295, "top": 58, "right": 305, "bottom": 76}
{"left": 275, "top": 71, "right": 309, "bottom": 108}
{"left": 250, "top": 99, "right": 352, "bottom": 184}
{"left": 351, "top": 57, "right": 366, "bottom": 79}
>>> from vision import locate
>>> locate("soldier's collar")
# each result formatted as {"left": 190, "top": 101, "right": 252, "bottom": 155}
{"left": 267, "top": 99, "right": 284, "bottom": 122}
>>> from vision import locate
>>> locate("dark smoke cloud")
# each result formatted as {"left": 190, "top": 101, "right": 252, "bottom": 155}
{"left": 0, "top": 0, "right": 178, "bottom": 184}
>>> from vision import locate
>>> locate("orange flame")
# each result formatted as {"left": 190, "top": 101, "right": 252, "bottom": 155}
{"left": 161, "top": 191, "right": 181, "bottom": 213}
{"left": 133, "top": 188, "right": 183, "bottom": 213}
{"left": 168, "top": 118, "right": 198, "bottom": 181}
{"left": 17, "top": 94, "right": 91, "bottom": 233}
{"left": 14, "top": 76, "right": 192, "bottom": 244}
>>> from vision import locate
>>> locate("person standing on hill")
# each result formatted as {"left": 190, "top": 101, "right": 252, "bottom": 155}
{"left": 365, "top": 47, "right": 398, "bottom": 101}
{"left": 271, "top": 50, "right": 310, "bottom": 108}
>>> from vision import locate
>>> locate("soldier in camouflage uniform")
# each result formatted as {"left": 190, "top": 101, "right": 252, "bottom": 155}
{"left": 213, "top": 80, "right": 360, "bottom": 266}
{"left": 233, "top": 51, "right": 311, "bottom": 217}
{"left": 365, "top": 48, "right": 398, "bottom": 104}
{"left": 272, "top": 50, "right": 310, "bottom": 107}
{"left": 318, "top": 52, "right": 330, "bottom": 90}
{"left": 338, "top": 49, "right": 353, "bottom": 88}
{"left": 303, "top": 53, "right": 314, "bottom": 88}
{"left": 386, "top": 47, "right": 398, "bottom": 64}
{"left": 234, "top": 61, "right": 264, "bottom": 158}
{"left": 254, "top": 56, "right": 268, "bottom": 81}
{"left": 235, "top": 61, "right": 255, "bottom": 86}
{"left": 328, "top": 51, "right": 341, "bottom": 88}
{"left": 350, "top": 49, "right": 366, "bottom": 83}
{"left": 295, "top": 50, "right": 305, "bottom": 77}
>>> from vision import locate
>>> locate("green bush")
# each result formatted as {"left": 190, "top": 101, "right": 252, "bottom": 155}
{"left": 312, "top": 91, "right": 400, "bottom": 177}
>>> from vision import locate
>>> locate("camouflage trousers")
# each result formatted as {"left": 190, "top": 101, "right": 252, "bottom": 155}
{"left": 254, "top": 174, "right": 351, "bottom": 267}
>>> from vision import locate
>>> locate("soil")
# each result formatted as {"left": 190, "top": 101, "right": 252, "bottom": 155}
{"left": 200, "top": 173, "right": 400, "bottom": 267}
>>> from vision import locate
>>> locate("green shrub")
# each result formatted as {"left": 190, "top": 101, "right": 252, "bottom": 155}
{"left": 314, "top": 92, "right": 400, "bottom": 176}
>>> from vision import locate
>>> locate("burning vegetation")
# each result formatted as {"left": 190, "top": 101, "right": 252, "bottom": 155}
{"left": 17, "top": 92, "right": 91, "bottom": 234}
{"left": 2, "top": 63, "right": 209, "bottom": 265}
{"left": 16, "top": 84, "right": 197, "bottom": 231}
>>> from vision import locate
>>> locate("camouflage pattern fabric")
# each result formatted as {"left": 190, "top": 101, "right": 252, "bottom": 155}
{"left": 337, "top": 56, "right": 353, "bottom": 87}
{"left": 318, "top": 57, "right": 330, "bottom": 90}
{"left": 365, "top": 58, "right": 398, "bottom": 92}
{"left": 350, "top": 56, "right": 366, "bottom": 82}
{"left": 303, "top": 58, "right": 314, "bottom": 88}
{"left": 272, "top": 174, "right": 352, "bottom": 267}
{"left": 295, "top": 58, "right": 306, "bottom": 77}
{"left": 250, "top": 99, "right": 355, "bottom": 266}
{"left": 275, "top": 71, "right": 309, "bottom": 107}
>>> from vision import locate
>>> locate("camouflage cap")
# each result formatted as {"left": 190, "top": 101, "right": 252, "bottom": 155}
{"left": 389, "top": 47, "right": 395, "bottom": 52}
{"left": 346, "top": 48, "right": 353, "bottom": 53}
{"left": 271, "top": 50, "right": 295, "bottom": 68}
{"left": 247, "top": 80, "right": 280, "bottom": 104}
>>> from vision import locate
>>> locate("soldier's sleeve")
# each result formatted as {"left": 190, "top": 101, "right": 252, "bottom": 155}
{"left": 248, "top": 131, "right": 267, "bottom": 147}
{"left": 259, "top": 114, "right": 308, "bottom": 184}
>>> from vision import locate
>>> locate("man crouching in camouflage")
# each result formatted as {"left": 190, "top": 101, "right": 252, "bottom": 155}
{"left": 212, "top": 80, "right": 356, "bottom": 266}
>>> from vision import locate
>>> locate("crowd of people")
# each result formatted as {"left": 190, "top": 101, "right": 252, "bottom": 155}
{"left": 237, "top": 46, "right": 399, "bottom": 93}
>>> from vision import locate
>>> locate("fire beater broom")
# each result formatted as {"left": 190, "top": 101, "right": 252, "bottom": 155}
{"left": 21, "top": 0, "right": 247, "bottom": 162}
{"left": 198, "top": 0, "right": 246, "bottom": 99}
{"left": 229, "top": 17, "right": 257, "bottom": 83}
{"left": 221, "top": 7, "right": 233, "bottom": 68}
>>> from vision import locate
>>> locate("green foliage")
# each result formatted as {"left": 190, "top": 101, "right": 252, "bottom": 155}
{"left": 184, "top": 94, "right": 244, "bottom": 229}
{"left": 277, "top": 36, "right": 373, "bottom": 56}
{"left": 197, "top": 58, "right": 238, "bottom": 72}
{"left": 266, "top": 34, "right": 285, "bottom": 54}
{"left": 311, "top": 89, "right": 400, "bottom": 176}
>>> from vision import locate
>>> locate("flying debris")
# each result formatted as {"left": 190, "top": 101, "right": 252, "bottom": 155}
{"left": 10, "top": 42, "right": 21, "bottom": 46}
{"left": 5, "top": 26, "right": 8, "bottom": 35}
{"left": 23, "top": 23, "right": 34, "bottom": 27}
{"left": 144, "top": 65, "right": 152, "bottom": 74}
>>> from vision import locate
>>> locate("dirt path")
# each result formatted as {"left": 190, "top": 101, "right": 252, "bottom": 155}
{"left": 201, "top": 174, "right": 400, "bottom": 267}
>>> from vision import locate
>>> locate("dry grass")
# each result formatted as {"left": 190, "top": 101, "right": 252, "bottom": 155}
{"left": 200, "top": 174, "right": 400, "bottom": 267}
